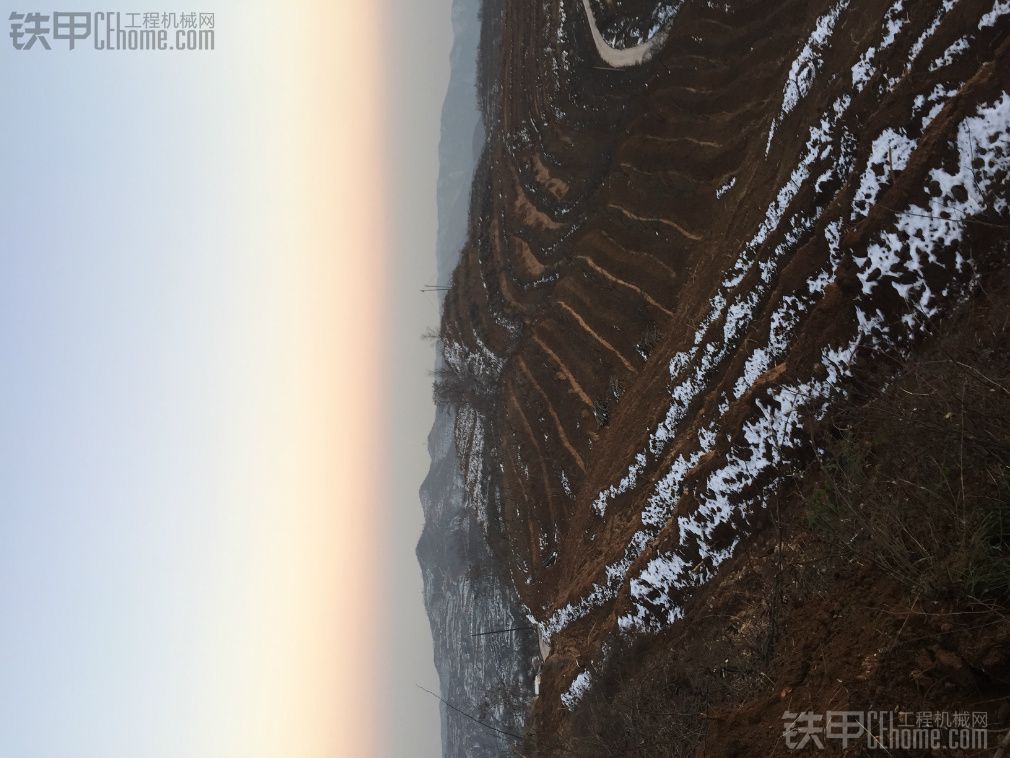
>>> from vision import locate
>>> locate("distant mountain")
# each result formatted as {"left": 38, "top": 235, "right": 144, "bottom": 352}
{"left": 417, "top": 0, "right": 537, "bottom": 755}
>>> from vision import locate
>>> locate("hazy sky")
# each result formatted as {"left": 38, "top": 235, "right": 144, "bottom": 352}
{"left": 1, "top": 1, "right": 454, "bottom": 756}
{"left": 383, "top": 1, "right": 454, "bottom": 756}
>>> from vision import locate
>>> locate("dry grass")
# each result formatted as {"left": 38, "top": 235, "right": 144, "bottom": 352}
{"left": 531, "top": 266, "right": 1010, "bottom": 757}
{"left": 806, "top": 295, "right": 1010, "bottom": 607}
{"left": 526, "top": 635, "right": 721, "bottom": 757}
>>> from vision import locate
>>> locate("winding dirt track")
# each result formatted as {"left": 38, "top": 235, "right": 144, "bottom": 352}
{"left": 580, "top": 0, "right": 673, "bottom": 67}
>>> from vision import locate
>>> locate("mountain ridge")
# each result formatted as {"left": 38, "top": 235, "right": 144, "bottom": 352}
{"left": 430, "top": 0, "right": 1010, "bottom": 752}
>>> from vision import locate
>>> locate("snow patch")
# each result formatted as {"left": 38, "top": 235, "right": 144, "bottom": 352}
{"left": 767, "top": 0, "right": 850, "bottom": 153}
{"left": 851, "top": 128, "right": 917, "bottom": 219}
{"left": 980, "top": 0, "right": 1010, "bottom": 28}
{"left": 929, "top": 35, "right": 970, "bottom": 71}
{"left": 561, "top": 670, "right": 592, "bottom": 709}
{"left": 716, "top": 176, "right": 737, "bottom": 199}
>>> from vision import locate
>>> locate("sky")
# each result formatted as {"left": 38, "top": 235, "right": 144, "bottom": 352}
{"left": 0, "top": 1, "right": 452, "bottom": 756}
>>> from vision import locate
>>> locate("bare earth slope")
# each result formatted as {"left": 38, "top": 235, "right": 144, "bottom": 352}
{"left": 435, "top": 0, "right": 1010, "bottom": 744}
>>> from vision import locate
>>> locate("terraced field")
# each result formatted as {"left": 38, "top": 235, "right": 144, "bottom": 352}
{"left": 435, "top": 0, "right": 1010, "bottom": 733}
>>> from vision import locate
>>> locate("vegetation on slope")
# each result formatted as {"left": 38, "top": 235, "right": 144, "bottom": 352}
{"left": 531, "top": 249, "right": 1010, "bottom": 756}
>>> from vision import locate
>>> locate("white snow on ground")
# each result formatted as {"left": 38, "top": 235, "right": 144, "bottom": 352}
{"left": 733, "top": 221, "right": 845, "bottom": 400}
{"left": 851, "top": 49, "right": 877, "bottom": 92}
{"left": 716, "top": 177, "right": 737, "bottom": 198}
{"left": 547, "top": 77, "right": 1009, "bottom": 712}
{"left": 560, "top": 470, "right": 574, "bottom": 498}
{"left": 767, "top": 0, "right": 850, "bottom": 153}
{"left": 561, "top": 670, "right": 593, "bottom": 709}
{"left": 551, "top": 99, "right": 854, "bottom": 630}
{"left": 621, "top": 338, "right": 866, "bottom": 631}
{"left": 544, "top": 1, "right": 1010, "bottom": 702}
{"left": 593, "top": 453, "right": 646, "bottom": 517}
{"left": 568, "top": 0, "right": 928, "bottom": 603}
{"left": 907, "top": 0, "right": 958, "bottom": 68}
{"left": 880, "top": 0, "right": 908, "bottom": 47}
{"left": 444, "top": 334, "right": 504, "bottom": 382}
{"left": 457, "top": 407, "right": 491, "bottom": 525}
{"left": 930, "top": 35, "right": 971, "bottom": 71}
{"left": 857, "top": 93, "right": 1010, "bottom": 300}
{"left": 588, "top": 89, "right": 856, "bottom": 524}
{"left": 620, "top": 225, "right": 849, "bottom": 632}
{"left": 851, "top": 1, "right": 907, "bottom": 92}
{"left": 612, "top": 0, "right": 968, "bottom": 513}
{"left": 913, "top": 83, "right": 960, "bottom": 130}
{"left": 981, "top": 0, "right": 1010, "bottom": 28}
{"left": 443, "top": 335, "right": 504, "bottom": 528}
{"left": 621, "top": 93, "right": 1010, "bottom": 633}
{"left": 851, "top": 128, "right": 918, "bottom": 219}
{"left": 579, "top": 0, "right": 682, "bottom": 68}
{"left": 568, "top": 84, "right": 1007, "bottom": 639}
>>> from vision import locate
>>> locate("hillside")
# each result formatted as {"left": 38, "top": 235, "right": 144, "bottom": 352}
{"left": 417, "top": 0, "right": 538, "bottom": 755}
{"left": 429, "top": 0, "right": 1010, "bottom": 753}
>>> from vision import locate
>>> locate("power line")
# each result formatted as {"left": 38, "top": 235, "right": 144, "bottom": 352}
{"left": 471, "top": 625, "right": 537, "bottom": 638}
{"left": 415, "top": 684, "right": 523, "bottom": 742}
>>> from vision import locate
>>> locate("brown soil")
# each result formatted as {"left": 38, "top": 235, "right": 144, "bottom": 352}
{"left": 528, "top": 263, "right": 1010, "bottom": 755}
{"left": 438, "top": 0, "right": 1010, "bottom": 750}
